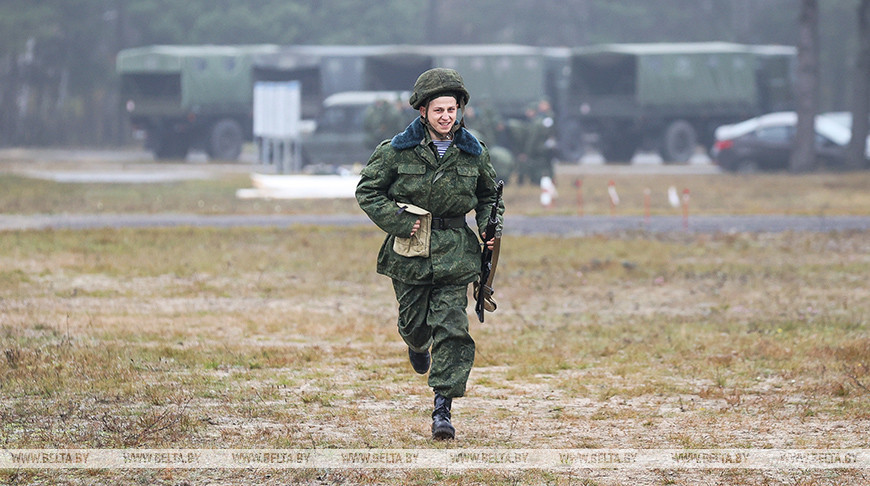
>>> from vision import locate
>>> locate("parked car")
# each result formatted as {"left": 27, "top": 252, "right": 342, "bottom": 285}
{"left": 300, "top": 91, "right": 415, "bottom": 168}
{"left": 711, "top": 111, "right": 870, "bottom": 172}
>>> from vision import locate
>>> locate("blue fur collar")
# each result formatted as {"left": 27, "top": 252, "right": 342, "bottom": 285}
{"left": 391, "top": 117, "right": 482, "bottom": 156}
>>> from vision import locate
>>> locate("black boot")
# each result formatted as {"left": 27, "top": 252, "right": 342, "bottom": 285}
{"left": 408, "top": 347, "right": 430, "bottom": 375}
{"left": 431, "top": 393, "right": 455, "bottom": 440}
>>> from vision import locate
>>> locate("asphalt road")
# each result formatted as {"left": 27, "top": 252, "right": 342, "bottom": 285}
{"left": 2, "top": 212, "right": 870, "bottom": 235}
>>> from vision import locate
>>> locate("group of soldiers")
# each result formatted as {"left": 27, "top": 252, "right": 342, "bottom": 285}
{"left": 466, "top": 99, "right": 557, "bottom": 186}
{"left": 363, "top": 97, "right": 558, "bottom": 186}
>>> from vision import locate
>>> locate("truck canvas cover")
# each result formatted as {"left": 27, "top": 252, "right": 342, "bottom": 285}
{"left": 363, "top": 44, "right": 562, "bottom": 118}
{"left": 117, "top": 45, "right": 281, "bottom": 111}
{"left": 570, "top": 42, "right": 758, "bottom": 108}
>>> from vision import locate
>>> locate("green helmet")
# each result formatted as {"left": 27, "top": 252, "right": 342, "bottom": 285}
{"left": 409, "top": 68, "right": 470, "bottom": 109}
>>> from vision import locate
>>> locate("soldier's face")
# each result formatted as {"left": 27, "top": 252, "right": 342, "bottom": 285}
{"left": 421, "top": 96, "right": 459, "bottom": 139}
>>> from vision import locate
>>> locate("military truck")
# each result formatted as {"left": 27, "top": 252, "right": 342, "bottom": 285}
{"left": 562, "top": 42, "right": 795, "bottom": 163}
{"left": 117, "top": 45, "right": 283, "bottom": 160}
{"left": 360, "top": 44, "right": 574, "bottom": 161}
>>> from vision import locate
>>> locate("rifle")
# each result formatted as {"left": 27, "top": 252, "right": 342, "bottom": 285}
{"left": 475, "top": 180, "right": 504, "bottom": 323}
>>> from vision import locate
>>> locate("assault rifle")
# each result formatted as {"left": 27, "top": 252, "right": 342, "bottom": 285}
{"left": 475, "top": 180, "right": 504, "bottom": 323}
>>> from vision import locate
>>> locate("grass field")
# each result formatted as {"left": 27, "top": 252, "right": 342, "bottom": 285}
{"left": 1, "top": 166, "right": 869, "bottom": 485}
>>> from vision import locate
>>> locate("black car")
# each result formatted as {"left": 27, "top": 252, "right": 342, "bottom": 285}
{"left": 711, "top": 112, "right": 868, "bottom": 172}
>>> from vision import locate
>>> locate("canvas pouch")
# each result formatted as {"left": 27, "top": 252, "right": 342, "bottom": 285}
{"left": 393, "top": 202, "right": 431, "bottom": 257}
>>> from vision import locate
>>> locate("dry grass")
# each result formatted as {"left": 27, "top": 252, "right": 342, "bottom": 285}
{"left": 1, "top": 225, "right": 869, "bottom": 485}
{"left": 1, "top": 160, "right": 869, "bottom": 484}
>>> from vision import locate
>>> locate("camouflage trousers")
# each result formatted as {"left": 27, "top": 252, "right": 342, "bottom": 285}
{"left": 392, "top": 280, "right": 475, "bottom": 399}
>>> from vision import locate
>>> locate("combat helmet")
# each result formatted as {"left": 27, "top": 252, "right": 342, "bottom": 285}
{"left": 409, "top": 68, "right": 470, "bottom": 109}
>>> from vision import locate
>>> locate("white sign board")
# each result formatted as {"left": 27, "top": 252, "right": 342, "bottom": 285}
{"left": 253, "top": 81, "right": 301, "bottom": 138}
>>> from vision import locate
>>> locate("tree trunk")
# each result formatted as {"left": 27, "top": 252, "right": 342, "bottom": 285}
{"left": 790, "top": 0, "right": 819, "bottom": 173}
{"left": 846, "top": 0, "right": 870, "bottom": 170}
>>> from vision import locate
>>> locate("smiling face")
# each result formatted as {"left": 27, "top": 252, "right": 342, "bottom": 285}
{"left": 420, "top": 95, "right": 459, "bottom": 140}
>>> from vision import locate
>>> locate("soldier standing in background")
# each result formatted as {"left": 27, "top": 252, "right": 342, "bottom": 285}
{"left": 509, "top": 100, "right": 557, "bottom": 185}
{"left": 356, "top": 68, "right": 504, "bottom": 440}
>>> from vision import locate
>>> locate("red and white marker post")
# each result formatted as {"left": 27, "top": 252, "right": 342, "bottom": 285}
{"left": 540, "top": 176, "right": 557, "bottom": 208}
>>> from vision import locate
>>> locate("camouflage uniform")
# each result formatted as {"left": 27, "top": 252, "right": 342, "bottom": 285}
{"left": 356, "top": 116, "right": 504, "bottom": 398}
{"left": 510, "top": 102, "right": 556, "bottom": 185}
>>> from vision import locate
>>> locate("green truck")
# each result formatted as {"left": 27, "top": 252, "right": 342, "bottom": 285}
{"left": 117, "top": 45, "right": 283, "bottom": 160}
{"left": 562, "top": 42, "right": 795, "bottom": 162}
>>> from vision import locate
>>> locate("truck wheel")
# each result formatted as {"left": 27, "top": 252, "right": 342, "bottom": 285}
{"left": 662, "top": 120, "right": 697, "bottom": 163}
{"left": 207, "top": 119, "right": 243, "bottom": 161}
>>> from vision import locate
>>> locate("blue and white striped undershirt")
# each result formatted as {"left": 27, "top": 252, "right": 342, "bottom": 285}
{"left": 432, "top": 139, "right": 453, "bottom": 158}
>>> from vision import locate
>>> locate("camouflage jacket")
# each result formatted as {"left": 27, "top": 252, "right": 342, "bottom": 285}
{"left": 356, "top": 117, "right": 504, "bottom": 286}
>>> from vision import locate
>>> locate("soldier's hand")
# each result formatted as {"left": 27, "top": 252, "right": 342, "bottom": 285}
{"left": 410, "top": 219, "right": 421, "bottom": 237}
{"left": 482, "top": 232, "right": 496, "bottom": 250}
